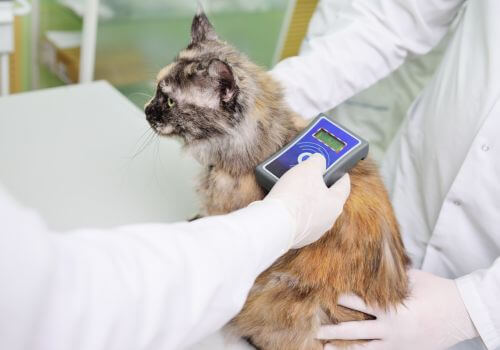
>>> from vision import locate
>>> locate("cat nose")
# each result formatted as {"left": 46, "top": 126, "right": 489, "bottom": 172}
{"left": 144, "top": 102, "right": 154, "bottom": 116}
{"left": 145, "top": 102, "right": 162, "bottom": 125}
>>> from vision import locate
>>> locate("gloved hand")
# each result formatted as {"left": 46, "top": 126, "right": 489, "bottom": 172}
{"left": 264, "top": 153, "right": 350, "bottom": 249}
{"left": 317, "top": 269, "right": 479, "bottom": 350}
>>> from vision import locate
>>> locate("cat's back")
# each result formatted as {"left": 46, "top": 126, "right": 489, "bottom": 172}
{"left": 255, "top": 157, "right": 410, "bottom": 306}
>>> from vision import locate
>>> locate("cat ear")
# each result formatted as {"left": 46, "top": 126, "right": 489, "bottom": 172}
{"left": 208, "top": 59, "right": 237, "bottom": 103}
{"left": 191, "top": 8, "right": 218, "bottom": 44}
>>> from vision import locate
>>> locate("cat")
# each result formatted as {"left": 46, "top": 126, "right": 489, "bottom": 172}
{"left": 145, "top": 11, "right": 410, "bottom": 350}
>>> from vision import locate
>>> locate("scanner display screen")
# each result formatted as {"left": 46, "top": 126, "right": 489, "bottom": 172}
{"left": 313, "top": 129, "right": 346, "bottom": 153}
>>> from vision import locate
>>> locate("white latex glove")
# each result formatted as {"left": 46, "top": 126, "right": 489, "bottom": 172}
{"left": 317, "top": 269, "right": 479, "bottom": 350}
{"left": 264, "top": 153, "right": 350, "bottom": 249}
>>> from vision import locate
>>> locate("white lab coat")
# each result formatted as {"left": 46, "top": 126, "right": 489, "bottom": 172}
{"left": 272, "top": 0, "right": 500, "bottom": 349}
{"left": 0, "top": 185, "right": 293, "bottom": 350}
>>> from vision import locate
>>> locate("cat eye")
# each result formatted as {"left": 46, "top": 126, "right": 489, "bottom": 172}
{"left": 167, "top": 97, "right": 176, "bottom": 108}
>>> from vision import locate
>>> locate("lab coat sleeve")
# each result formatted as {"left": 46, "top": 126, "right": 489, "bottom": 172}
{"left": 0, "top": 190, "right": 294, "bottom": 350}
{"left": 271, "top": 0, "right": 465, "bottom": 118}
{"left": 456, "top": 258, "right": 500, "bottom": 349}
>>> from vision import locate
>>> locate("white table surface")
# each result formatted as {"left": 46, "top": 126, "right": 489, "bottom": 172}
{"left": 0, "top": 81, "right": 251, "bottom": 350}
{"left": 0, "top": 81, "right": 201, "bottom": 230}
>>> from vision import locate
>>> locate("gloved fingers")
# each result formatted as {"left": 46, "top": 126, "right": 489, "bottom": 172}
{"left": 324, "top": 340, "right": 384, "bottom": 350}
{"left": 327, "top": 174, "right": 350, "bottom": 202}
{"left": 299, "top": 153, "right": 327, "bottom": 177}
{"left": 317, "top": 320, "right": 384, "bottom": 340}
{"left": 267, "top": 153, "right": 326, "bottom": 194}
{"left": 337, "top": 293, "right": 377, "bottom": 316}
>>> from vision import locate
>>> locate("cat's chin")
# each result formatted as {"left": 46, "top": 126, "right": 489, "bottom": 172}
{"left": 156, "top": 124, "right": 175, "bottom": 136}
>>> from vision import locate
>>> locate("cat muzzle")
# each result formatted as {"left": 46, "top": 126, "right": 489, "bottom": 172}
{"left": 145, "top": 103, "right": 165, "bottom": 127}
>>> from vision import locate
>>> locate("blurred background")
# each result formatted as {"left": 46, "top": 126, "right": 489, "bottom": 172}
{"left": 1, "top": 0, "right": 321, "bottom": 107}
{"left": 1, "top": 0, "right": 446, "bottom": 165}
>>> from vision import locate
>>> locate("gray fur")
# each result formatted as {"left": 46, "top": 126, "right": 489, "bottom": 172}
{"left": 190, "top": 11, "right": 218, "bottom": 44}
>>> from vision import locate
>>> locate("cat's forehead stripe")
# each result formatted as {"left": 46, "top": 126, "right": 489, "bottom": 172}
{"left": 168, "top": 60, "right": 204, "bottom": 88}
{"left": 179, "top": 49, "right": 201, "bottom": 61}
{"left": 160, "top": 60, "right": 198, "bottom": 91}
{"left": 157, "top": 63, "right": 175, "bottom": 81}
{"left": 159, "top": 81, "right": 172, "bottom": 94}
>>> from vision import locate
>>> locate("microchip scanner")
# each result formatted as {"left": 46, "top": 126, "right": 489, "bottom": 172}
{"left": 256, "top": 113, "right": 369, "bottom": 191}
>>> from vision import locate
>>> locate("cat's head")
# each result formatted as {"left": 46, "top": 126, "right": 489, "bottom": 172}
{"left": 145, "top": 11, "right": 257, "bottom": 146}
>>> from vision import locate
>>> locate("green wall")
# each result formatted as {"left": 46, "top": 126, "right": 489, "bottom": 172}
{"left": 19, "top": 1, "right": 287, "bottom": 108}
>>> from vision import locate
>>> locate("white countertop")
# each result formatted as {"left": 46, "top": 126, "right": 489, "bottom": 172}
{"left": 0, "top": 81, "right": 251, "bottom": 350}
{"left": 0, "top": 81, "right": 201, "bottom": 231}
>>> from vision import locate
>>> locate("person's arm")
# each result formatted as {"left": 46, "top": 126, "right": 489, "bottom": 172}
{"left": 456, "top": 257, "right": 500, "bottom": 350}
{"left": 18, "top": 203, "right": 292, "bottom": 350}
{"left": 0, "top": 155, "right": 350, "bottom": 350}
{"left": 271, "top": 0, "right": 465, "bottom": 118}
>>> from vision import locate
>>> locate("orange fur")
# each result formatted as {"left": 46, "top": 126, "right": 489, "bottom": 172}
{"left": 223, "top": 158, "right": 410, "bottom": 350}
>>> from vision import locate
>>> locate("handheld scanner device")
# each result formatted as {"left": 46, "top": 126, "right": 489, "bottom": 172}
{"left": 256, "top": 113, "right": 369, "bottom": 191}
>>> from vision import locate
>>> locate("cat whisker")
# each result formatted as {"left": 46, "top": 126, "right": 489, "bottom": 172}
{"left": 127, "top": 91, "right": 155, "bottom": 106}
{"left": 128, "top": 92, "right": 154, "bottom": 99}
{"left": 134, "top": 127, "right": 155, "bottom": 146}
{"left": 129, "top": 128, "right": 157, "bottom": 160}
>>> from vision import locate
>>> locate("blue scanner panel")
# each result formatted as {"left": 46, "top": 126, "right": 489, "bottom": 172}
{"left": 264, "top": 116, "right": 360, "bottom": 178}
